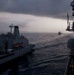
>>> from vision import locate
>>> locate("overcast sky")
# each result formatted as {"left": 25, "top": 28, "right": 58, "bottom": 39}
{"left": 0, "top": 0, "right": 73, "bottom": 33}
{"left": 0, "top": 0, "right": 72, "bottom": 18}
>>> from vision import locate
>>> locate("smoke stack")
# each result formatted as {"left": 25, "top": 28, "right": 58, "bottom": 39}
{"left": 14, "top": 26, "right": 20, "bottom": 37}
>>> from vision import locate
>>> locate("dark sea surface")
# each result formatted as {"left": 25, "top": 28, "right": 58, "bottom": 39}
{"left": 2, "top": 33, "right": 71, "bottom": 75}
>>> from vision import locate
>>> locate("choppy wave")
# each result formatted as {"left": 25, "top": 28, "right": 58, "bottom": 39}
{"left": 18, "top": 33, "right": 71, "bottom": 75}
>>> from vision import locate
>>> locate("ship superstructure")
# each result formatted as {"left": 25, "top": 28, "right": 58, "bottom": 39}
{"left": 0, "top": 25, "right": 35, "bottom": 74}
{"left": 0, "top": 26, "right": 30, "bottom": 54}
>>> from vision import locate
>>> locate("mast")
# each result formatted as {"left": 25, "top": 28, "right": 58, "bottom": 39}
{"left": 67, "top": 13, "right": 69, "bottom": 24}
{"left": 9, "top": 24, "right": 14, "bottom": 34}
{"left": 66, "top": 13, "right": 70, "bottom": 31}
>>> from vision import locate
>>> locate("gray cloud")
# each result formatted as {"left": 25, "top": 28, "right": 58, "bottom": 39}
{"left": 0, "top": 0, "right": 72, "bottom": 19}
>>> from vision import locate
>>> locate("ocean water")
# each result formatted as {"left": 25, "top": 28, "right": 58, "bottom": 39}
{"left": 2, "top": 33, "right": 71, "bottom": 75}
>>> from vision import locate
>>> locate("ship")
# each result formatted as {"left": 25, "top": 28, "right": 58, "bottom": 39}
{"left": 65, "top": 0, "right": 74, "bottom": 75}
{"left": 58, "top": 31, "right": 62, "bottom": 35}
{"left": 0, "top": 25, "right": 35, "bottom": 74}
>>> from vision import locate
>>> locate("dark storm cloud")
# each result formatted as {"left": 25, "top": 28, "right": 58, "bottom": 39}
{"left": 0, "top": 0, "right": 72, "bottom": 19}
